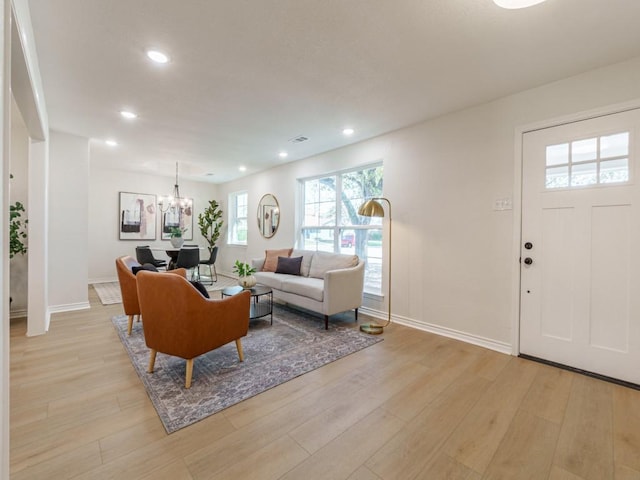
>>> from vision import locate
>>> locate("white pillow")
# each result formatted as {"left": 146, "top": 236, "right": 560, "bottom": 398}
{"left": 308, "top": 252, "right": 358, "bottom": 279}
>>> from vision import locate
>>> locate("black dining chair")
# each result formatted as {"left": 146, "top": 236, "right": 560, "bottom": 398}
{"left": 198, "top": 246, "right": 218, "bottom": 284}
{"left": 135, "top": 246, "right": 168, "bottom": 270}
{"left": 175, "top": 247, "right": 200, "bottom": 281}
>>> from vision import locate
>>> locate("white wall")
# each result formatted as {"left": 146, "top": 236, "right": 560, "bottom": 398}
{"left": 48, "top": 130, "right": 89, "bottom": 311}
{"left": 9, "top": 100, "right": 28, "bottom": 313}
{"left": 215, "top": 55, "right": 640, "bottom": 351}
{"left": 87, "top": 164, "right": 219, "bottom": 283}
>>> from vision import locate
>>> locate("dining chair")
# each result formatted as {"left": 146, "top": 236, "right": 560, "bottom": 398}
{"left": 198, "top": 246, "right": 218, "bottom": 284}
{"left": 135, "top": 246, "right": 168, "bottom": 270}
{"left": 175, "top": 247, "right": 200, "bottom": 281}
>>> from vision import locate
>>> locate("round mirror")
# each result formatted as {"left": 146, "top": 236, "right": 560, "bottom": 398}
{"left": 257, "top": 194, "right": 280, "bottom": 238}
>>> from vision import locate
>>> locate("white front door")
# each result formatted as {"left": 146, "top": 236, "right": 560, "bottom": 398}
{"left": 520, "top": 108, "right": 640, "bottom": 385}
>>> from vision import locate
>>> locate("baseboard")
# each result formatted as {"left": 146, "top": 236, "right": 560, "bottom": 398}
{"left": 49, "top": 302, "right": 91, "bottom": 314}
{"left": 359, "top": 307, "right": 512, "bottom": 355}
{"left": 10, "top": 308, "right": 27, "bottom": 319}
{"left": 89, "top": 277, "right": 117, "bottom": 285}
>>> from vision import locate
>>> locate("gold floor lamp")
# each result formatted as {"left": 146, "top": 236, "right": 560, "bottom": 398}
{"left": 358, "top": 197, "right": 391, "bottom": 335}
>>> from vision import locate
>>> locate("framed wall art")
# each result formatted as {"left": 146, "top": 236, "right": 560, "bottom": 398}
{"left": 160, "top": 200, "right": 193, "bottom": 240}
{"left": 119, "top": 192, "right": 157, "bottom": 240}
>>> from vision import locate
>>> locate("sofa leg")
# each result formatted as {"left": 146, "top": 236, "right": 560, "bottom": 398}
{"left": 355, "top": 308, "right": 358, "bottom": 323}
{"left": 324, "top": 315, "right": 329, "bottom": 330}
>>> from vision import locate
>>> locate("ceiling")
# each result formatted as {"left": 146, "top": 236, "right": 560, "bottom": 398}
{"left": 26, "top": 0, "right": 640, "bottom": 183}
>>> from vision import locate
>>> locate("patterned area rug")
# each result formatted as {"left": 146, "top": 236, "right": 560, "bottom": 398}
{"left": 94, "top": 274, "right": 239, "bottom": 305}
{"left": 112, "top": 305, "right": 382, "bottom": 433}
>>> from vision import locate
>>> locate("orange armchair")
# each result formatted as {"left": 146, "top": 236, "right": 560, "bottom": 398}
{"left": 115, "top": 256, "right": 187, "bottom": 335}
{"left": 136, "top": 270, "right": 251, "bottom": 388}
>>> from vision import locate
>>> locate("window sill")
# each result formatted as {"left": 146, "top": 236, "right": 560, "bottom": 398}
{"left": 363, "top": 291, "right": 384, "bottom": 302}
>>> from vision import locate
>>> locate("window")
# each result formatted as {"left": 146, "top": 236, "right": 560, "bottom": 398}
{"left": 545, "top": 131, "right": 630, "bottom": 189}
{"left": 228, "top": 191, "right": 248, "bottom": 245}
{"left": 299, "top": 164, "right": 383, "bottom": 294}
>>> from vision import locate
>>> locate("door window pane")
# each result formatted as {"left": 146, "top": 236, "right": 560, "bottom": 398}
{"left": 600, "top": 158, "right": 629, "bottom": 184}
{"left": 601, "top": 132, "right": 629, "bottom": 159}
{"left": 571, "top": 162, "right": 597, "bottom": 186}
{"left": 572, "top": 138, "right": 597, "bottom": 163}
{"left": 546, "top": 166, "right": 569, "bottom": 188}
{"left": 546, "top": 143, "right": 569, "bottom": 166}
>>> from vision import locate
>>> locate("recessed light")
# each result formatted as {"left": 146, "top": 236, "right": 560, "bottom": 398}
{"left": 343, "top": 128, "right": 355, "bottom": 136}
{"left": 239, "top": 166, "right": 247, "bottom": 172}
{"left": 146, "top": 50, "right": 169, "bottom": 64}
{"left": 493, "top": 0, "right": 547, "bottom": 8}
{"left": 120, "top": 110, "right": 137, "bottom": 119}
{"left": 105, "top": 139, "right": 118, "bottom": 147}
{"left": 279, "top": 151, "right": 288, "bottom": 158}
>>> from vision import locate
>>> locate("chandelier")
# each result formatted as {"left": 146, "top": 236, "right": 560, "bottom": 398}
{"left": 158, "top": 163, "right": 192, "bottom": 213}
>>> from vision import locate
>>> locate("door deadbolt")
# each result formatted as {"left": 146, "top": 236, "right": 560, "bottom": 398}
{"left": 524, "top": 242, "right": 533, "bottom": 250}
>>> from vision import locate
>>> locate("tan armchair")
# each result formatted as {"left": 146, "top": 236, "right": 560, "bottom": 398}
{"left": 136, "top": 270, "right": 251, "bottom": 388}
{"left": 115, "top": 256, "right": 187, "bottom": 335}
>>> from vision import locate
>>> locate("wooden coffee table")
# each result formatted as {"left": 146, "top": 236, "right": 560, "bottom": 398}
{"left": 221, "top": 285, "right": 273, "bottom": 324}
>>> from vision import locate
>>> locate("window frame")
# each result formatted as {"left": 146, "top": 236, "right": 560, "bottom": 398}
{"left": 298, "top": 163, "right": 384, "bottom": 295}
{"left": 228, "top": 190, "right": 248, "bottom": 246}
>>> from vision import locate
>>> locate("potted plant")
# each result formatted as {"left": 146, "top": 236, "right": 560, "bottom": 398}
{"left": 198, "top": 200, "right": 224, "bottom": 253}
{"left": 169, "top": 226, "right": 187, "bottom": 248}
{"left": 232, "top": 260, "right": 257, "bottom": 289}
{"left": 10, "top": 200, "right": 28, "bottom": 259}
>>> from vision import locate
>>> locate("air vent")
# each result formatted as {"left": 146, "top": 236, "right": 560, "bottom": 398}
{"left": 289, "top": 135, "right": 308, "bottom": 144}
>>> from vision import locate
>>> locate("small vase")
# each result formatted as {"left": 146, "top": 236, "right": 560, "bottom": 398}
{"left": 170, "top": 236, "right": 184, "bottom": 248}
{"left": 238, "top": 275, "right": 257, "bottom": 289}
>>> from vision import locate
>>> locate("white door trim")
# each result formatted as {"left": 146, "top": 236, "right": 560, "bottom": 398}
{"left": 511, "top": 98, "right": 640, "bottom": 356}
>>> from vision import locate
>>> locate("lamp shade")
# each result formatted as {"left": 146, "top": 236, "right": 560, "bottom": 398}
{"left": 358, "top": 199, "right": 385, "bottom": 217}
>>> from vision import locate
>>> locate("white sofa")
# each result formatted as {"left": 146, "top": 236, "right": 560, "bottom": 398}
{"left": 252, "top": 249, "right": 365, "bottom": 329}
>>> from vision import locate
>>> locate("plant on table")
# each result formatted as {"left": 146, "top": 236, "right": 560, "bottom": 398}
{"left": 169, "top": 226, "right": 187, "bottom": 238}
{"left": 233, "top": 260, "right": 257, "bottom": 289}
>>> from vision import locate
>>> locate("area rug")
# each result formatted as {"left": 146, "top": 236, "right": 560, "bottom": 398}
{"left": 94, "top": 275, "right": 239, "bottom": 305}
{"left": 93, "top": 282, "right": 122, "bottom": 305}
{"left": 112, "top": 305, "right": 382, "bottom": 433}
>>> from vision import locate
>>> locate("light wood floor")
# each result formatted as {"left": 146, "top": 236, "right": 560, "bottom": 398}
{"left": 9, "top": 288, "right": 640, "bottom": 479}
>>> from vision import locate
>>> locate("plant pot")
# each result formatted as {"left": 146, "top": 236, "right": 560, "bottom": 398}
{"left": 238, "top": 275, "right": 257, "bottom": 289}
{"left": 170, "top": 236, "right": 184, "bottom": 248}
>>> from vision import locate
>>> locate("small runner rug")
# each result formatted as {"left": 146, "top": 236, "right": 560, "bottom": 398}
{"left": 112, "top": 305, "right": 382, "bottom": 433}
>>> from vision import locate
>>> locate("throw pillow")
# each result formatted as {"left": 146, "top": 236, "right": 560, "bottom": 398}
{"left": 190, "top": 280, "right": 210, "bottom": 298}
{"left": 262, "top": 248, "right": 293, "bottom": 272}
{"left": 308, "top": 252, "right": 358, "bottom": 279}
{"left": 275, "top": 256, "right": 303, "bottom": 275}
{"left": 132, "top": 263, "right": 158, "bottom": 275}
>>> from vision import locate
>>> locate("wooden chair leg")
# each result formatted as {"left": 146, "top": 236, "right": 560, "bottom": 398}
{"left": 235, "top": 338, "right": 244, "bottom": 362}
{"left": 185, "top": 358, "right": 194, "bottom": 389}
{"left": 147, "top": 349, "right": 157, "bottom": 373}
{"left": 127, "top": 315, "right": 134, "bottom": 335}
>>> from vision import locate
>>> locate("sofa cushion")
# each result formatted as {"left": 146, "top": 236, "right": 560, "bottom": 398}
{"left": 308, "top": 252, "right": 358, "bottom": 279}
{"left": 275, "top": 256, "right": 302, "bottom": 275}
{"left": 262, "top": 248, "right": 293, "bottom": 272}
{"left": 291, "top": 249, "right": 314, "bottom": 277}
{"left": 254, "top": 272, "right": 287, "bottom": 290}
{"left": 281, "top": 276, "right": 325, "bottom": 302}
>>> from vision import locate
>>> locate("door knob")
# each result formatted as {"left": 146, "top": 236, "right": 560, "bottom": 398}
{"left": 524, "top": 242, "right": 533, "bottom": 250}
{"left": 524, "top": 257, "right": 533, "bottom": 265}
